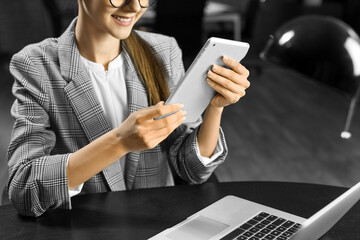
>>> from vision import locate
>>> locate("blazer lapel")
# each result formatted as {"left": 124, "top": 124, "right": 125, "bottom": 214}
{"left": 59, "top": 19, "right": 126, "bottom": 191}
{"left": 122, "top": 48, "right": 150, "bottom": 189}
{"left": 64, "top": 71, "right": 112, "bottom": 142}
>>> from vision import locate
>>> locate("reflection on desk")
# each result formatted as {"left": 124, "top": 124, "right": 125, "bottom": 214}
{"left": 0, "top": 182, "right": 359, "bottom": 240}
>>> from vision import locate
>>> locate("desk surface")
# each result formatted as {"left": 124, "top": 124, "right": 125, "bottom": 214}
{"left": 0, "top": 182, "right": 359, "bottom": 240}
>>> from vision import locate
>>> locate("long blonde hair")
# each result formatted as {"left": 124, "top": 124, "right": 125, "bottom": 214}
{"left": 123, "top": 31, "right": 169, "bottom": 105}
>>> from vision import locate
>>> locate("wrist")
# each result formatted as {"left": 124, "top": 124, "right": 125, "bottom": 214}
{"left": 112, "top": 128, "right": 130, "bottom": 156}
{"left": 207, "top": 103, "right": 224, "bottom": 115}
{"left": 203, "top": 104, "right": 223, "bottom": 125}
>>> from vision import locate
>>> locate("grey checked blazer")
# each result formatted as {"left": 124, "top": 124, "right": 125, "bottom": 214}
{"left": 6, "top": 19, "right": 228, "bottom": 217}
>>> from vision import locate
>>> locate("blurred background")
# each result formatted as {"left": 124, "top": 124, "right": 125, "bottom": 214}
{"left": 1, "top": 0, "right": 360, "bottom": 205}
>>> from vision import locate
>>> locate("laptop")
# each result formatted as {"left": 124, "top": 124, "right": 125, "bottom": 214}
{"left": 149, "top": 181, "right": 360, "bottom": 240}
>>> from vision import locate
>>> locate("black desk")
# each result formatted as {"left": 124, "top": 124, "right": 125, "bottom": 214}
{"left": 0, "top": 182, "right": 359, "bottom": 240}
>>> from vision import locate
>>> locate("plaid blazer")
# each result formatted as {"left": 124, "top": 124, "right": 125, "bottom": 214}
{"left": 6, "top": 19, "right": 228, "bottom": 217}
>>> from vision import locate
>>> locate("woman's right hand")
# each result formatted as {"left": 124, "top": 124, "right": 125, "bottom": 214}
{"left": 116, "top": 101, "right": 186, "bottom": 152}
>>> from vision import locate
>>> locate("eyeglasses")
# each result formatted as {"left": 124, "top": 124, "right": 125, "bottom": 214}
{"left": 109, "top": 0, "right": 157, "bottom": 8}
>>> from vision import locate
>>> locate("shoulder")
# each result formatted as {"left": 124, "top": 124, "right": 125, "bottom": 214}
{"left": 10, "top": 37, "right": 59, "bottom": 67}
{"left": 9, "top": 37, "right": 60, "bottom": 101}
{"left": 135, "top": 30, "right": 181, "bottom": 53}
{"left": 10, "top": 37, "right": 60, "bottom": 87}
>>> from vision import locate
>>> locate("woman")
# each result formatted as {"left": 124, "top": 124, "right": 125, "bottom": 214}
{"left": 7, "top": 0, "right": 250, "bottom": 217}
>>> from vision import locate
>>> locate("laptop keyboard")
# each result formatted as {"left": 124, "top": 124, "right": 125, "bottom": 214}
{"left": 220, "top": 212, "right": 302, "bottom": 240}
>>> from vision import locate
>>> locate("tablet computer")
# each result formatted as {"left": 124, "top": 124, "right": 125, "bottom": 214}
{"left": 165, "top": 37, "right": 250, "bottom": 123}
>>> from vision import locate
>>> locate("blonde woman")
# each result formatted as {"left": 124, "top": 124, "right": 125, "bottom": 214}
{"left": 7, "top": 0, "right": 250, "bottom": 217}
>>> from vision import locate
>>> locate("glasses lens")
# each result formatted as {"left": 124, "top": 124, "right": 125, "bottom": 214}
{"left": 139, "top": 0, "right": 157, "bottom": 8}
{"left": 110, "top": 0, "right": 124, "bottom": 7}
{"left": 110, "top": 0, "right": 157, "bottom": 8}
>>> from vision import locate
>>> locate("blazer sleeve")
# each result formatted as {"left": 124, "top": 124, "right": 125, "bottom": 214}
{"left": 6, "top": 52, "right": 72, "bottom": 217}
{"left": 164, "top": 37, "right": 228, "bottom": 184}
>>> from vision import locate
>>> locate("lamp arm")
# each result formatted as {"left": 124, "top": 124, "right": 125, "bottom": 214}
{"left": 341, "top": 82, "right": 360, "bottom": 139}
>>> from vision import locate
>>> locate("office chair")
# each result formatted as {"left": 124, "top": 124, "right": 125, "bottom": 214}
{"left": 250, "top": 0, "right": 301, "bottom": 56}
{"left": 153, "top": 0, "right": 207, "bottom": 69}
{"left": 260, "top": 15, "right": 360, "bottom": 139}
{"left": 42, "top": 0, "right": 78, "bottom": 37}
{"left": 0, "top": 0, "right": 55, "bottom": 58}
{"left": 1, "top": 187, "right": 9, "bottom": 206}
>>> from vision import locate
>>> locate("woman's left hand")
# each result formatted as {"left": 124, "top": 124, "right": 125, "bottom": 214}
{"left": 206, "top": 56, "right": 250, "bottom": 109}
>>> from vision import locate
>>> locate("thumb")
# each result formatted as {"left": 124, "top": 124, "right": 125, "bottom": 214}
{"left": 156, "top": 101, "right": 165, "bottom": 107}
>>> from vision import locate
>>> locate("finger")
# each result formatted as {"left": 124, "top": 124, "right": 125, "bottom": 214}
{"left": 210, "top": 65, "right": 250, "bottom": 89}
{"left": 139, "top": 102, "right": 185, "bottom": 120}
{"left": 222, "top": 56, "right": 250, "bottom": 78}
{"left": 132, "top": 110, "right": 185, "bottom": 150}
{"left": 152, "top": 109, "right": 187, "bottom": 130}
{"left": 149, "top": 113, "right": 186, "bottom": 142}
{"left": 207, "top": 78, "right": 245, "bottom": 102}
{"left": 153, "top": 102, "right": 185, "bottom": 118}
{"left": 207, "top": 70, "right": 243, "bottom": 94}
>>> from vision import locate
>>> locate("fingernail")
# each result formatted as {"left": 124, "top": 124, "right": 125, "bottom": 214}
{"left": 178, "top": 104, "right": 184, "bottom": 108}
{"left": 223, "top": 56, "right": 228, "bottom": 61}
{"left": 182, "top": 111, "right": 187, "bottom": 116}
{"left": 212, "top": 65, "right": 217, "bottom": 71}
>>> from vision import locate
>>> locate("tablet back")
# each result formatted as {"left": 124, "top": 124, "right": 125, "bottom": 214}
{"left": 165, "top": 37, "right": 250, "bottom": 123}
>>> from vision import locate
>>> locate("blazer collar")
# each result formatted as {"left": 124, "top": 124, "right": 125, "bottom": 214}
{"left": 58, "top": 18, "right": 83, "bottom": 83}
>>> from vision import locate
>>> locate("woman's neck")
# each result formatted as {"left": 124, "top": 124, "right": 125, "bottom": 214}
{"left": 75, "top": 15, "right": 121, "bottom": 70}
